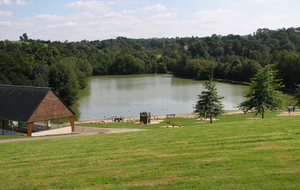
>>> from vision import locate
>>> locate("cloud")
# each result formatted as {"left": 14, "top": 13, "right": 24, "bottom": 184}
{"left": 223, "top": 12, "right": 293, "bottom": 36}
{"left": 45, "top": 22, "right": 80, "bottom": 29}
{"left": 131, "top": 0, "right": 146, "bottom": 3}
{"left": 16, "top": 0, "right": 33, "bottom": 5}
{"left": 0, "top": 21, "right": 12, "bottom": 26}
{"left": 193, "top": 9, "right": 242, "bottom": 24}
{"left": 250, "top": 12, "right": 293, "bottom": 28}
{"left": 30, "top": 12, "right": 145, "bottom": 41}
{"left": 28, "top": 12, "right": 96, "bottom": 21}
{"left": 2, "top": 1, "right": 296, "bottom": 42}
{"left": 0, "top": 10, "right": 12, "bottom": 16}
{"left": 148, "top": 12, "right": 177, "bottom": 20}
{"left": 172, "top": 7, "right": 179, "bottom": 11}
{"left": 248, "top": 0, "right": 282, "bottom": 3}
{"left": 122, "top": 9, "right": 136, "bottom": 14}
{"left": 0, "top": 0, "right": 33, "bottom": 5}
{"left": 140, "top": 4, "right": 166, "bottom": 13}
{"left": 34, "top": 14, "right": 64, "bottom": 21}
{"left": 177, "top": 9, "right": 244, "bottom": 37}
{"left": 65, "top": 0, "right": 110, "bottom": 13}
{"left": 106, "top": 1, "right": 115, "bottom": 5}
{"left": 100, "top": 11, "right": 142, "bottom": 25}
{"left": 0, "top": 21, "right": 35, "bottom": 40}
{"left": 0, "top": 0, "right": 12, "bottom": 5}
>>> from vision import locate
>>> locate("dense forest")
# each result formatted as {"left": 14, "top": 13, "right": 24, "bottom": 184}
{"left": 1, "top": 27, "right": 300, "bottom": 105}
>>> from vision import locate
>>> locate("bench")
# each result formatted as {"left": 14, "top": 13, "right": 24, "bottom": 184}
{"left": 166, "top": 114, "right": 175, "bottom": 118}
{"left": 114, "top": 117, "right": 124, "bottom": 122}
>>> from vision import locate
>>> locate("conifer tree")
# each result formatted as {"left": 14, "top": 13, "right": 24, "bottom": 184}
{"left": 194, "top": 79, "right": 224, "bottom": 123}
{"left": 239, "top": 66, "right": 283, "bottom": 119}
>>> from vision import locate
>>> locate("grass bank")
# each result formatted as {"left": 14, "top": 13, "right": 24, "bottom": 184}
{"left": 0, "top": 112, "right": 299, "bottom": 189}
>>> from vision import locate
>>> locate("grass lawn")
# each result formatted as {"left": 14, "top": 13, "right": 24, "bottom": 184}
{"left": 0, "top": 112, "right": 299, "bottom": 189}
{"left": 0, "top": 134, "right": 27, "bottom": 140}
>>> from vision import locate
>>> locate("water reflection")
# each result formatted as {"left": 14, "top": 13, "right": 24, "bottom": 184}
{"left": 71, "top": 74, "right": 247, "bottom": 121}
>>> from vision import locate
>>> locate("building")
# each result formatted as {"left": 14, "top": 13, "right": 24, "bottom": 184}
{"left": 0, "top": 84, "right": 75, "bottom": 136}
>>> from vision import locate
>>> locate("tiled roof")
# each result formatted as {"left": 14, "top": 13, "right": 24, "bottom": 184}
{"left": 0, "top": 84, "right": 53, "bottom": 122}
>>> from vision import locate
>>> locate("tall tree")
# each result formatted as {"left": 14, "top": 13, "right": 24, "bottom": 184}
{"left": 239, "top": 66, "right": 283, "bottom": 119}
{"left": 293, "top": 84, "right": 300, "bottom": 106}
{"left": 194, "top": 79, "right": 224, "bottom": 123}
{"left": 275, "top": 50, "right": 300, "bottom": 88}
{"left": 22, "top": 33, "right": 29, "bottom": 42}
{"left": 49, "top": 59, "right": 79, "bottom": 106}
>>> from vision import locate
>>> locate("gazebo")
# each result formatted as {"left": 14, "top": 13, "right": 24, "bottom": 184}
{"left": 0, "top": 84, "right": 75, "bottom": 136}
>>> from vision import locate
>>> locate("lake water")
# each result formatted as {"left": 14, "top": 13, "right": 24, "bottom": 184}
{"left": 71, "top": 74, "right": 248, "bottom": 121}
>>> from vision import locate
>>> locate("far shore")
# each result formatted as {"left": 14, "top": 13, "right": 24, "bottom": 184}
{"left": 74, "top": 109, "right": 299, "bottom": 125}
{"left": 74, "top": 110, "right": 245, "bottom": 125}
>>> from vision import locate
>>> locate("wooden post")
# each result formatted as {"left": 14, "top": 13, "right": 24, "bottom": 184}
{"left": 68, "top": 116, "right": 75, "bottom": 133}
{"left": 27, "top": 122, "right": 34, "bottom": 136}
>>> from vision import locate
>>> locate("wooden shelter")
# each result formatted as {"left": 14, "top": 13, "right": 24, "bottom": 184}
{"left": 0, "top": 84, "right": 75, "bottom": 136}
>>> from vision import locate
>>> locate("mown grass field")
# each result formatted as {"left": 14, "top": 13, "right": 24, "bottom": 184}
{"left": 0, "top": 112, "right": 299, "bottom": 189}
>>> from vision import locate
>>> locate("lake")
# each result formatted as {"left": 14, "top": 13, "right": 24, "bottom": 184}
{"left": 71, "top": 74, "right": 248, "bottom": 121}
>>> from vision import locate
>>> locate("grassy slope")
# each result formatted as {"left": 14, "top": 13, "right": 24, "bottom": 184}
{"left": 0, "top": 112, "right": 299, "bottom": 190}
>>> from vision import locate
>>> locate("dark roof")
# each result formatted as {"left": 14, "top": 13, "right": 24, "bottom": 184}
{"left": 0, "top": 84, "right": 51, "bottom": 122}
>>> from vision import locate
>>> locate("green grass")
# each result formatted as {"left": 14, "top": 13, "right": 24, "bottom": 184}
{"left": 0, "top": 112, "right": 299, "bottom": 189}
{"left": 0, "top": 134, "right": 27, "bottom": 140}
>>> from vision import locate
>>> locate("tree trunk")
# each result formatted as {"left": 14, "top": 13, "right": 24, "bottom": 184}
{"left": 210, "top": 117, "right": 212, "bottom": 124}
{"left": 262, "top": 108, "right": 264, "bottom": 119}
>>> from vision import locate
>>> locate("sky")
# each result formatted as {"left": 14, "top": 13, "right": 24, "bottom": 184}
{"left": 0, "top": 0, "right": 299, "bottom": 42}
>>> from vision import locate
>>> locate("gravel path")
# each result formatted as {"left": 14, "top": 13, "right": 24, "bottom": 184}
{"left": 0, "top": 126, "right": 148, "bottom": 143}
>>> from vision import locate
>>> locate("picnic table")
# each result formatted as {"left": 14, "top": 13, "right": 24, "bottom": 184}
{"left": 166, "top": 114, "right": 175, "bottom": 118}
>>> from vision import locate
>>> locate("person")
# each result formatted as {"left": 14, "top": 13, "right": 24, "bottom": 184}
{"left": 293, "top": 106, "right": 295, "bottom": 112}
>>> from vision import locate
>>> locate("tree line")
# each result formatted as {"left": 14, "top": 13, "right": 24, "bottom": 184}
{"left": 1, "top": 27, "right": 300, "bottom": 105}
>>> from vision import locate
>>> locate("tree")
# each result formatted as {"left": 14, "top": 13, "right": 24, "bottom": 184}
{"left": 110, "top": 53, "right": 141, "bottom": 75}
{"left": 194, "top": 79, "right": 224, "bottom": 123}
{"left": 293, "top": 84, "right": 300, "bottom": 106}
{"left": 32, "top": 65, "right": 49, "bottom": 87}
{"left": 49, "top": 59, "right": 79, "bottom": 106}
{"left": 239, "top": 66, "right": 283, "bottom": 119}
{"left": 173, "top": 53, "right": 189, "bottom": 77}
{"left": 275, "top": 50, "right": 300, "bottom": 88}
{"left": 157, "top": 62, "right": 167, "bottom": 73}
{"left": 189, "top": 40, "right": 209, "bottom": 58}
{"left": 23, "top": 33, "right": 29, "bottom": 42}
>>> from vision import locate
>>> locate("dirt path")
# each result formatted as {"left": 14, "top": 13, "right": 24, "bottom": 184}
{"left": 277, "top": 111, "right": 300, "bottom": 116}
{"left": 0, "top": 127, "right": 148, "bottom": 143}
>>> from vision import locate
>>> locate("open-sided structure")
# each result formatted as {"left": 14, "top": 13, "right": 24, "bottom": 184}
{"left": 0, "top": 84, "right": 75, "bottom": 136}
